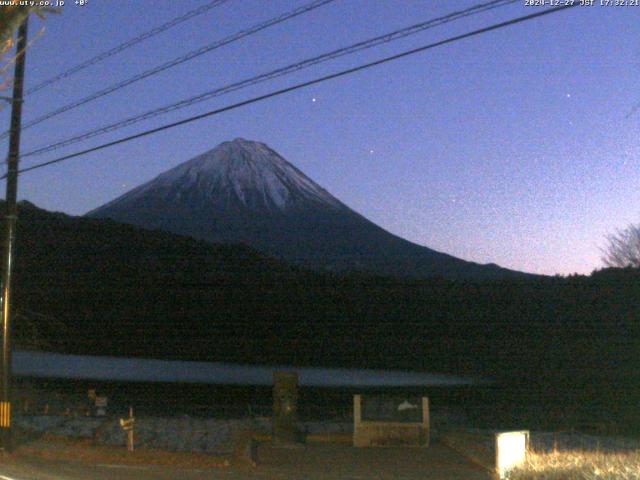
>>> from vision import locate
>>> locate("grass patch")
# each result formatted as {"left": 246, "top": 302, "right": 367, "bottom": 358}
{"left": 508, "top": 450, "right": 640, "bottom": 479}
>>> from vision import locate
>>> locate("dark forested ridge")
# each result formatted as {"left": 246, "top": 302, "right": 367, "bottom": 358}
{"left": 7, "top": 201, "right": 640, "bottom": 413}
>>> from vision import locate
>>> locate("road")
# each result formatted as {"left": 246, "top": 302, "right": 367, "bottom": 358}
{"left": 0, "top": 443, "right": 493, "bottom": 480}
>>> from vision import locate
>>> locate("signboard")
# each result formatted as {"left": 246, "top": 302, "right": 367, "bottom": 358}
{"left": 94, "top": 396, "right": 108, "bottom": 416}
{"left": 353, "top": 394, "right": 429, "bottom": 447}
{"left": 361, "top": 395, "right": 423, "bottom": 423}
{"left": 496, "top": 431, "right": 529, "bottom": 479}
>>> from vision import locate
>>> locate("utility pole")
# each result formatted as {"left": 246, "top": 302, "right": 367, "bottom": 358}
{"left": 0, "top": 18, "right": 28, "bottom": 453}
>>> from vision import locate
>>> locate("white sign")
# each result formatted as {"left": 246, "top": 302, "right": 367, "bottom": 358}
{"left": 495, "top": 431, "right": 528, "bottom": 479}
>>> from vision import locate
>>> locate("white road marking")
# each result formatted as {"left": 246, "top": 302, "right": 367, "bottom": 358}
{"left": 96, "top": 464, "right": 150, "bottom": 470}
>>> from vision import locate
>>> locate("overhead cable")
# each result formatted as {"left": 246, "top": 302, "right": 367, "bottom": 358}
{"left": 22, "top": 0, "right": 517, "bottom": 160}
{"left": 25, "top": 0, "right": 230, "bottom": 96}
{"left": 1, "top": 0, "right": 337, "bottom": 140}
{"left": 6, "top": 4, "right": 577, "bottom": 179}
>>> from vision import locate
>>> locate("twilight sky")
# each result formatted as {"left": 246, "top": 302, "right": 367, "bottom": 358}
{"left": 1, "top": 0, "right": 639, "bottom": 276}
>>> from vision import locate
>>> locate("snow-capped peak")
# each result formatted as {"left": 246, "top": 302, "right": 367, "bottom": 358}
{"left": 118, "top": 138, "right": 343, "bottom": 212}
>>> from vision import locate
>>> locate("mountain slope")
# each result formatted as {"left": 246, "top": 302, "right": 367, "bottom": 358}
{"left": 88, "top": 138, "right": 527, "bottom": 279}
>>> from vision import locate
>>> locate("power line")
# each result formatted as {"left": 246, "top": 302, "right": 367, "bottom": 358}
{"left": 21, "top": 0, "right": 518, "bottom": 160}
{"left": 0, "top": 0, "right": 336, "bottom": 141}
{"left": 23, "top": 0, "right": 230, "bottom": 97}
{"left": 5, "top": 4, "right": 577, "bottom": 180}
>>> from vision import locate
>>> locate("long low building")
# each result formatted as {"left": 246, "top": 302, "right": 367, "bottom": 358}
{"left": 13, "top": 350, "right": 484, "bottom": 387}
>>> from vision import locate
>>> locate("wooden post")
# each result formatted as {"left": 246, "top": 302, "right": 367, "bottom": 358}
{"left": 272, "top": 372, "right": 299, "bottom": 446}
{"left": 353, "top": 394, "right": 363, "bottom": 447}
{"left": 127, "top": 406, "right": 134, "bottom": 452}
{"left": 120, "top": 406, "right": 135, "bottom": 452}
{"left": 422, "top": 397, "right": 430, "bottom": 447}
{"left": 353, "top": 394, "right": 362, "bottom": 425}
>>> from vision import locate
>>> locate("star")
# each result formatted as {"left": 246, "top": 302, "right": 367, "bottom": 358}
{"left": 312, "top": 98, "right": 317, "bottom": 102}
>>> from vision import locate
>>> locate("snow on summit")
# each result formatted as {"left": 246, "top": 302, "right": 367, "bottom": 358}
{"left": 113, "top": 138, "right": 343, "bottom": 212}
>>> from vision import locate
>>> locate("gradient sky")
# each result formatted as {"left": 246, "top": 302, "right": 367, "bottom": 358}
{"left": 1, "top": 0, "right": 638, "bottom": 275}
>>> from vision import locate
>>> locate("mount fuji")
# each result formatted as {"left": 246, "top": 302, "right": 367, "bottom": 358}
{"left": 88, "top": 138, "right": 525, "bottom": 279}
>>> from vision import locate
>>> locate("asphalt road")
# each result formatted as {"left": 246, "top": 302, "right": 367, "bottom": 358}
{"left": 0, "top": 443, "right": 493, "bottom": 479}
{"left": 2, "top": 456, "right": 219, "bottom": 480}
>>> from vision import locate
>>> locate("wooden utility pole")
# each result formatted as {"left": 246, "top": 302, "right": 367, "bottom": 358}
{"left": 0, "top": 17, "right": 28, "bottom": 453}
